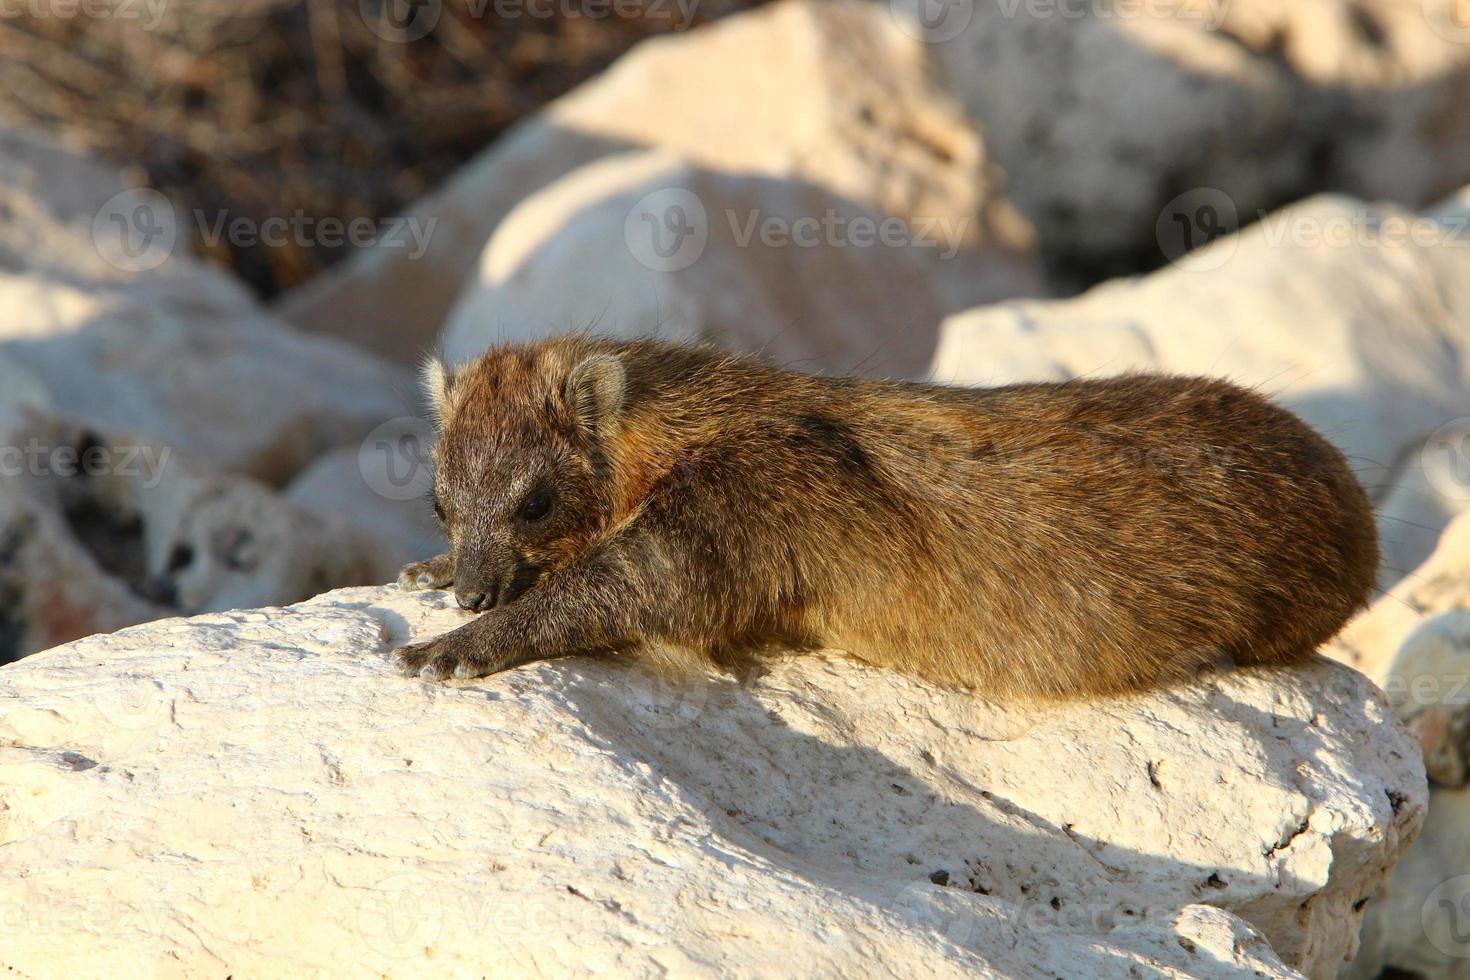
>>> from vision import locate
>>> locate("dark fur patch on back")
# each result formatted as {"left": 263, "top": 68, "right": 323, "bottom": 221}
{"left": 795, "top": 414, "right": 873, "bottom": 477}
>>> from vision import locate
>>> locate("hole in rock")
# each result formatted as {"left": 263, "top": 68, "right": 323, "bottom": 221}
{"left": 0, "top": 517, "right": 33, "bottom": 663}
{"left": 61, "top": 496, "right": 169, "bottom": 607}
{"left": 0, "top": 579, "right": 25, "bottom": 666}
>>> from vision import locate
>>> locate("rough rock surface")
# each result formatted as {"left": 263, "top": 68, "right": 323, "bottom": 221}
{"left": 0, "top": 413, "right": 380, "bottom": 664}
{"left": 0, "top": 263, "right": 413, "bottom": 485}
{"left": 899, "top": 0, "right": 1470, "bottom": 279}
{"left": 0, "top": 128, "right": 415, "bottom": 482}
{"left": 931, "top": 193, "right": 1470, "bottom": 587}
{"left": 284, "top": 445, "right": 442, "bottom": 578}
{"left": 0, "top": 128, "right": 429, "bottom": 661}
{"left": 1325, "top": 511, "right": 1470, "bottom": 978}
{"left": 275, "top": 0, "right": 1039, "bottom": 365}
{"left": 1374, "top": 415, "right": 1470, "bottom": 602}
{"left": 0, "top": 585, "right": 1425, "bottom": 977}
{"left": 1348, "top": 784, "right": 1470, "bottom": 979}
{"left": 440, "top": 151, "right": 951, "bottom": 378}
{"left": 1249, "top": 0, "right": 1470, "bottom": 216}
{"left": 1328, "top": 510, "right": 1470, "bottom": 788}
{"left": 0, "top": 128, "right": 139, "bottom": 284}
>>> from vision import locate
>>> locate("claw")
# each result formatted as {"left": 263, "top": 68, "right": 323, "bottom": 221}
{"left": 392, "top": 623, "right": 511, "bottom": 683}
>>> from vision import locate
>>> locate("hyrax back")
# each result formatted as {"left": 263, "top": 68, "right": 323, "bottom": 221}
{"left": 394, "top": 337, "right": 1378, "bottom": 698}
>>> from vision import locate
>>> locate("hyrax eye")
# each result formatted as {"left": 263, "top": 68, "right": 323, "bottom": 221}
{"left": 519, "top": 489, "right": 554, "bottom": 522}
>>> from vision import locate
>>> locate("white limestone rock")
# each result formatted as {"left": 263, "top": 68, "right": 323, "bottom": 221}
{"left": 0, "top": 585, "right": 1425, "bottom": 977}
{"left": 273, "top": 0, "right": 1039, "bottom": 366}
{"left": 1374, "top": 415, "right": 1470, "bottom": 602}
{"left": 0, "top": 127, "right": 415, "bottom": 483}
{"left": 1328, "top": 509, "right": 1470, "bottom": 788}
{"left": 0, "top": 267, "right": 414, "bottom": 484}
{"left": 0, "top": 129, "right": 426, "bottom": 661}
{"left": 440, "top": 151, "right": 953, "bottom": 379}
{"left": 284, "top": 443, "right": 443, "bottom": 578}
{"left": 1348, "top": 783, "right": 1470, "bottom": 979}
{"left": 900, "top": 0, "right": 1470, "bottom": 278}
{"left": 0, "top": 127, "right": 142, "bottom": 284}
{"left": 931, "top": 193, "right": 1470, "bottom": 587}
{"left": 0, "top": 413, "right": 380, "bottom": 664}
{"left": 1324, "top": 478, "right": 1470, "bottom": 979}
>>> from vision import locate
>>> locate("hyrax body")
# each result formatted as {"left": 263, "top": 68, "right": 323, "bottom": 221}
{"left": 394, "top": 336, "right": 1378, "bottom": 698}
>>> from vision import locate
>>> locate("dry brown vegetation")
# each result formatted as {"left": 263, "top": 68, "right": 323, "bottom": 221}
{"left": 0, "top": 0, "right": 765, "bottom": 295}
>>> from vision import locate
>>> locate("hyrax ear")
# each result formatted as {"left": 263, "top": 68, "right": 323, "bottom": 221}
{"left": 420, "top": 356, "right": 462, "bottom": 429}
{"left": 564, "top": 353, "right": 626, "bottom": 439}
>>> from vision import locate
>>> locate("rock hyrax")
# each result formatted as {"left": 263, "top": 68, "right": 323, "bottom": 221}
{"left": 394, "top": 336, "right": 1377, "bottom": 698}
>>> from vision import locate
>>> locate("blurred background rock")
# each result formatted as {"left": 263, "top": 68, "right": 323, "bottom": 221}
{"left": 0, "top": 0, "right": 767, "bottom": 297}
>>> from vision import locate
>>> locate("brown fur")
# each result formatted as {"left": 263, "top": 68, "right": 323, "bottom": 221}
{"left": 393, "top": 336, "right": 1378, "bottom": 698}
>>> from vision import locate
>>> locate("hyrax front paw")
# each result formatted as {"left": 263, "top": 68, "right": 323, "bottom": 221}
{"left": 394, "top": 628, "right": 493, "bottom": 681}
{"left": 397, "top": 553, "right": 453, "bottom": 591}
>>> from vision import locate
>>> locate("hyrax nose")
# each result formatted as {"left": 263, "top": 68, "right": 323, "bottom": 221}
{"left": 456, "top": 590, "right": 488, "bottom": 612}
{"left": 455, "top": 576, "right": 501, "bottom": 612}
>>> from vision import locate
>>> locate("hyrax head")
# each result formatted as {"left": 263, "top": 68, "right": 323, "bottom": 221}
{"left": 422, "top": 345, "right": 626, "bottom": 612}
